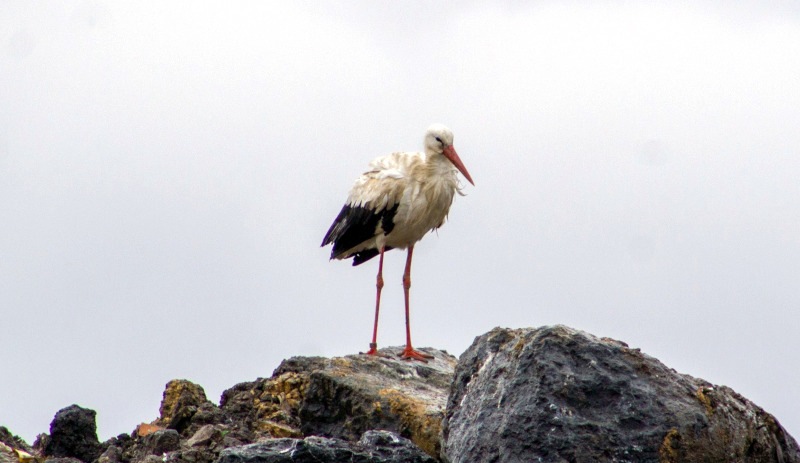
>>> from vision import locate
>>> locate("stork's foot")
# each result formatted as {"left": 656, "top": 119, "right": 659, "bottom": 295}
{"left": 399, "top": 346, "right": 434, "bottom": 362}
{"left": 363, "top": 343, "right": 382, "bottom": 357}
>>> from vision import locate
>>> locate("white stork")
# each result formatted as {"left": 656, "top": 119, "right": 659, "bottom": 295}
{"left": 321, "top": 124, "right": 474, "bottom": 362}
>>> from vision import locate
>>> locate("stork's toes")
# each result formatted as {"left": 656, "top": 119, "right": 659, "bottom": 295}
{"left": 399, "top": 346, "right": 434, "bottom": 362}
{"left": 362, "top": 344, "right": 387, "bottom": 357}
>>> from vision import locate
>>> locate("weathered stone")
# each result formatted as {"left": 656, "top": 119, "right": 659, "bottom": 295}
{"left": 157, "top": 380, "right": 212, "bottom": 433}
{"left": 0, "top": 427, "right": 31, "bottom": 454}
{"left": 41, "top": 405, "right": 101, "bottom": 463}
{"left": 288, "top": 346, "right": 455, "bottom": 459}
{"left": 143, "top": 429, "right": 180, "bottom": 454}
{"left": 0, "top": 427, "right": 35, "bottom": 463}
{"left": 217, "top": 347, "right": 454, "bottom": 459}
{"left": 271, "top": 357, "right": 328, "bottom": 376}
{"left": 185, "top": 425, "right": 222, "bottom": 448}
{"left": 95, "top": 444, "right": 122, "bottom": 463}
{"left": 441, "top": 325, "right": 800, "bottom": 463}
{"left": 102, "top": 435, "right": 135, "bottom": 463}
{"left": 219, "top": 375, "right": 305, "bottom": 441}
{"left": 215, "top": 430, "right": 435, "bottom": 463}
{"left": 0, "top": 450, "right": 13, "bottom": 463}
{"left": 0, "top": 444, "right": 14, "bottom": 463}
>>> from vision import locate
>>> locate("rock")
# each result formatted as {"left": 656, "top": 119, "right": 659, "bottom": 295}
{"left": 185, "top": 425, "right": 222, "bottom": 448}
{"left": 40, "top": 405, "right": 101, "bottom": 463}
{"left": 0, "top": 427, "right": 32, "bottom": 454}
{"left": 290, "top": 346, "right": 456, "bottom": 459}
{"left": 143, "top": 429, "right": 180, "bottom": 454}
{"left": 156, "top": 380, "right": 223, "bottom": 436}
{"left": 441, "top": 325, "right": 800, "bottom": 463}
{"left": 217, "top": 347, "right": 455, "bottom": 459}
{"left": 215, "top": 430, "right": 436, "bottom": 463}
{"left": 95, "top": 443, "right": 122, "bottom": 463}
{"left": 0, "top": 427, "right": 35, "bottom": 463}
{"left": 358, "top": 431, "right": 437, "bottom": 463}
{"left": 0, "top": 442, "right": 24, "bottom": 463}
{"left": 42, "top": 458, "right": 83, "bottom": 463}
{"left": 218, "top": 375, "right": 305, "bottom": 441}
{"left": 0, "top": 445, "right": 15, "bottom": 463}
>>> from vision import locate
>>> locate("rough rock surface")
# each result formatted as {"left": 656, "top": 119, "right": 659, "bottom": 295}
{"left": 1, "top": 427, "right": 34, "bottom": 463}
{"left": 287, "top": 346, "right": 456, "bottom": 458}
{"left": 441, "top": 325, "right": 800, "bottom": 463}
{"left": 0, "top": 427, "right": 32, "bottom": 454}
{"left": 216, "top": 430, "right": 435, "bottom": 463}
{"left": 156, "top": 380, "right": 225, "bottom": 437}
{"left": 36, "top": 405, "right": 101, "bottom": 463}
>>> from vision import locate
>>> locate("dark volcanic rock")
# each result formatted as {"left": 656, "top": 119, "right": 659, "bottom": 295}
{"left": 441, "top": 325, "right": 800, "bottom": 463}
{"left": 41, "top": 405, "right": 101, "bottom": 463}
{"left": 215, "top": 430, "right": 435, "bottom": 463}
{"left": 142, "top": 429, "right": 180, "bottom": 454}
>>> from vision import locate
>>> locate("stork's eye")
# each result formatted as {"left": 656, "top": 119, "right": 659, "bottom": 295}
{"left": 435, "top": 137, "right": 442, "bottom": 144}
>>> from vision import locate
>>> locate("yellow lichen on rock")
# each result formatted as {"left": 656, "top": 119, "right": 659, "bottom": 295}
{"left": 695, "top": 386, "right": 714, "bottom": 416}
{"left": 379, "top": 388, "right": 442, "bottom": 458}
{"left": 0, "top": 442, "right": 35, "bottom": 463}
{"left": 157, "top": 379, "right": 208, "bottom": 427}
{"left": 659, "top": 428, "right": 680, "bottom": 463}
{"left": 243, "top": 372, "right": 309, "bottom": 438}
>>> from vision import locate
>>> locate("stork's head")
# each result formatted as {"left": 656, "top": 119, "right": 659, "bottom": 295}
{"left": 424, "top": 124, "right": 475, "bottom": 186}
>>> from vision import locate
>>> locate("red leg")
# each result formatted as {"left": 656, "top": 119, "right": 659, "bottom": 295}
{"left": 399, "top": 245, "right": 434, "bottom": 362}
{"left": 366, "top": 247, "right": 385, "bottom": 356}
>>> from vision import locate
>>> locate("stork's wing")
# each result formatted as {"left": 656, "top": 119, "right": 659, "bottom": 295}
{"left": 321, "top": 201, "right": 399, "bottom": 264}
{"left": 321, "top": 154, "right": 413, "bottom": 264}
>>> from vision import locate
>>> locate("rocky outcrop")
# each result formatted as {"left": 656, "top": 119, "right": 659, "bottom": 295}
{"left": 441, "top": 326, "right": 800, "bottom": 463}
{"left": 22, "top": 346, "right": 455, "bottom": 463}
{"left": 4, "top": 326, "right": 799, "bottom": 463}
{"left": 287, "top": 346, "right": 455, "bottom": 457}
{"left": 155, "top": 380, "right": 224, "bottom": 437}
{"left": 34, "top": 405, "right": 101, "bottom": 463}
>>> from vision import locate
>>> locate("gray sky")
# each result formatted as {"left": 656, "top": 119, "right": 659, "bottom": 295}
{"left": 2, "top": 1, "right": 799, "bottom": 444}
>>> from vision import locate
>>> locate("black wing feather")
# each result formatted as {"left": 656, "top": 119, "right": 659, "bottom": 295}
{"left": 321, "top": 203, "right": 399, "bottom": 265}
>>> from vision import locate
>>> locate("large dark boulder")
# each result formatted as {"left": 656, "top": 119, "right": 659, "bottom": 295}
{"left": 215, "top": 430, "right": 435, "bottom": 463}
{"left": 40, "top": 405, "right": 101, "bottom": 463}
{"left": 441, "top": 326, "right": 800, "bottom": 463}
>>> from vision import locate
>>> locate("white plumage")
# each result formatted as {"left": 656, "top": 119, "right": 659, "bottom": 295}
{"left": 321, "top": 124, "right": 474, "bottom": 361}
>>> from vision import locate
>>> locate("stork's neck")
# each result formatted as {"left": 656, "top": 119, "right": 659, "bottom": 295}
{"left": 422, "top": 149, "right": 458, "bottom": 180}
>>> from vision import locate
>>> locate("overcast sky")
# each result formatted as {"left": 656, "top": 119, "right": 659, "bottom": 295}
{"left": 2, "top": 0, "right": 799, "bottom": 445}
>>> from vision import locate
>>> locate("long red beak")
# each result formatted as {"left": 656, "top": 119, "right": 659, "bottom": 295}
{"left": 443, "top": 145, "right": 475, "bottom": 186}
